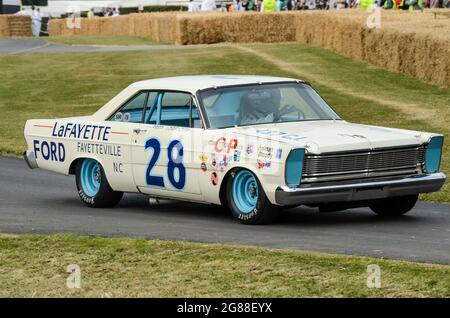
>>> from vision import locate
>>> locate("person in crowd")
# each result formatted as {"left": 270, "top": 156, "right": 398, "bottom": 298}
{"left": 286, "top": 0, "right": 295, "bottom": 10}
{"left": 242, "top": 0, "right": 256, "bottom": 10}
{"left": 31, "top": 7, "right": 42, "bottom": 37}
{"left": 87, "top": 8, "right": 95, "bottom": 19}
{"left": 359, "top": 0, "right": 375, "bottom": 8}
{"left": 255, "top": 0, "right": 264, "bottom": 12}
{"left": 276, "top": 0, "right": 287, "bottom": 10}
{"left": 138, "top": 3, "right": 144, "bottom": 13}
{"left": 318, "top": 0, "right": 328, "bottom": 8}
{"left": 336, "top": 0, "right": 346, "bottom": 8}
{"left": 276, "top": 0, "right": 281, "bottom": 10}
{"left": 306, "top": 0, "right": 317, "bottom": 9}
{"left": 188, "top": 0, "right": 200, "bottom": 11}
{"left": 405, "top": 0, "right": 424, "bottom": 9}
{"left": 383, "top": 0, "right": 395, "bottom": 8}
{"left": 264, "top": 0, "right": 277, "bottom": 11}
{"left": 233, "top": 0, "right": 243, "bottom": 11}
{"left": 201, "top": 0, "right": 217, "bottom": 11}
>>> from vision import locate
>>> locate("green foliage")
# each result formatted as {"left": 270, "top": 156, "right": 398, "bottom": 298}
{"left": 21, "top": 0, "right": 48, "bottom": 6}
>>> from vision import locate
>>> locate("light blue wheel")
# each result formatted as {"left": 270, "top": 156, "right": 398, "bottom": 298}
{"left": 80, "top": 159, "right": 101, "bottom": 197}
{"left": 232, "top": 170, "right": 259, "bottom": 214}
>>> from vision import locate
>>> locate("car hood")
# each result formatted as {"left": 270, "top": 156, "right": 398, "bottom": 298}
{"left": 230, "top": 120, "right": 428, "bottom": 154}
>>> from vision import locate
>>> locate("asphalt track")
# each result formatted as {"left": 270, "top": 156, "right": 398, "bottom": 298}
{"left": 0, "top": 157, "right": 449, "bottom": 264}
{"left": 0, "top": 39, "right": 215, "bottom": 54}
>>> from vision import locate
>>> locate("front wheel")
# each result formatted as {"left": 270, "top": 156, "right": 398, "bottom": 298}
{"left": 226, "top": 169, "right": 280, "bottom": 225}
{"left": 369, "top": 195, "right": 418, "bottom": 216}
{"left": 75, "top": 158, "right": 123, "bottom": 208}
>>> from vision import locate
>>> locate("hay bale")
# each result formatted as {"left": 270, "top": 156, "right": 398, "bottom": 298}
{"left": 293, "top": 10, "right": 450, "bottom": 88}
{"left": 177, "top": 12, "right": 297, "bottom": 45}
{"left": 0, "top": 16, "right": 9, "bottom": 36}
{"left": 0, "top": 15, "right": 31, "bottom": 36}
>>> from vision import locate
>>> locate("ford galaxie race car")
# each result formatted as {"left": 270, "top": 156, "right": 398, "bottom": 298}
{"left": 24, "top": 75, "right": 446, "bottom": 224}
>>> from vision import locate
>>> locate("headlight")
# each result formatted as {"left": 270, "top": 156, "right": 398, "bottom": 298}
{"left": 285, "top": 148, "right": 305, "bottom": 187}
{"left": 425, "top": 136, "right": 444, "bottom": 173}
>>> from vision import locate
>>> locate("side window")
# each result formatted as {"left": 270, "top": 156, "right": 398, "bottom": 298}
{"left": 110, "top": 92, "right": 147, "bottom": 123}
{"left": 160, "top": 92, "right": 191, "bottom": 128}
{"left": 144, "top": 91, "right": 201, "bottom": 128}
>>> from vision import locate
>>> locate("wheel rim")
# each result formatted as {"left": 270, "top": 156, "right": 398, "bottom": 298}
{"left": 232, "top": 170, "right": 259, "bottom": 214}
{"left": 80, "top": 159, "right": 101, "bottom": 197}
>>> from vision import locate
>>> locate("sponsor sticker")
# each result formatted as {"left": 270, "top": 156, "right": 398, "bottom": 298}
{"left": 276, "top": 148, "right": 283, "bottom": 159}
{"left": 256, "top": 129, "right": 306, "bottom": 141}
{"left": 211, "top": 153, "right": 217, "bottom": 167}
{"left": 214, "top": 137, "right": 238, "bottom": 153}
{"left": 199, "top": 153, "right": 208, "bottom": 162}
{"left": 210, "top": 172, "right": 219, "bottom": 186}
{"left": 258, "top": 146, "right": 273, "bottom": 160}
{"left": 246, "top": 144, "right": 254, "bottom": 155}
{"left": 234, "top": 150, "right": 241, "bottom": 162}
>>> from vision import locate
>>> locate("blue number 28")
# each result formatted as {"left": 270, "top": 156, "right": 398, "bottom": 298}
{"left": 145, "top": 138, "right": 186, "bottom": 190}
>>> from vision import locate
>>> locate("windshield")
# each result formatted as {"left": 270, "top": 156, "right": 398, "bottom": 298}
{"left": 199, "top": 82, "right": 341, "bottom": 129}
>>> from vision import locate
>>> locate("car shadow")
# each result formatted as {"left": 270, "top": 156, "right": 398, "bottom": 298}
{"left": 109, "top": 193, "right": 424, "bottom": 227}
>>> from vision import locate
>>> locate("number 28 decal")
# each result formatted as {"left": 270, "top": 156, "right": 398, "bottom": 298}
{"left": 145, "top": 138, "right": 186, "bottom": 190}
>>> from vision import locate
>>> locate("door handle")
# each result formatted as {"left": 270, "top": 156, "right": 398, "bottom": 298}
{"left": 133, "top": 128, "right": 147, "bottom": 134}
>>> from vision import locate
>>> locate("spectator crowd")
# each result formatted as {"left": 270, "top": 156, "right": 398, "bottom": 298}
{"left": 189, "top": 0, "right": 450, "bottom": 11}
{"left": 14, "top": 0, "right": 450, "bottom": 37}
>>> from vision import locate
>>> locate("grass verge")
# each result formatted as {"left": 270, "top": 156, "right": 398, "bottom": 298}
{"left": 0, "top": 43, "right": 448, "bottom": 201}
{"left": 0, "top": 233, "right": 449, "bottom": 297}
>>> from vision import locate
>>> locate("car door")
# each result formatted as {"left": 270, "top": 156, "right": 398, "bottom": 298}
{"left": 131, "top": 90, "right": 204, "bottom": 201}
{"left": 101, "top": 91, "right": 149, "bottom": 192}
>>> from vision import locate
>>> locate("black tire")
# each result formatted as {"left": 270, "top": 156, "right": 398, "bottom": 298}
{"left": 75, "top": 159, "right": 123, "bottom": 208}
{"left": 226, "top": 168, "right": 280, "bottom": 225}
{"left": 369, "top": 195, "right": 418, "bottom": 216}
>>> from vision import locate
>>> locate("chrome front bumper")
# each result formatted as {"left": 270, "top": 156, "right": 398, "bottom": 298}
{"left": 23, "top": 149, "right": 38, "bottom": 169}
{"left": 275, "top": 173, "right": 446, "bottom": 206}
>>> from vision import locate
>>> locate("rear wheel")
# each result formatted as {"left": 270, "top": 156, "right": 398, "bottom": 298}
{"left": 75, "top": 158, "right": 123, "bottom": 208}
{"left": 369, "top": 195, "right": 418, "bottom": 216}
{"left": 226, "top": 169, "right": 280, "bottom": 225}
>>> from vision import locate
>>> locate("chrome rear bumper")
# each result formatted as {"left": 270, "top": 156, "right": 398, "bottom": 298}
{"left": 275, "top": 173, "right": 446, "bottom": 206}
{"left": 23, "top": 149, "right": 38, "bottom": 169}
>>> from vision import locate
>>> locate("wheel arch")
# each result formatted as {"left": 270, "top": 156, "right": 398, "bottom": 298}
{"left": 68, "top": 156, "right": 107, "bottom": 175}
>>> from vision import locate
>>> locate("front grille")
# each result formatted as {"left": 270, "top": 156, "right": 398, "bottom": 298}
{"left": 302, "top": 146, "right": 425, "bottom": 182}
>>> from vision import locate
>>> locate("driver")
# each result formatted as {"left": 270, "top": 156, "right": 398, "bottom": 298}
{"left": 237, "top": 89, "right": 282, "bottom": 125}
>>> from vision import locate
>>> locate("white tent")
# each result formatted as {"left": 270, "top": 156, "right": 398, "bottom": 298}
{"left": 40, "top": 0, "right": 181, "bottom": 17}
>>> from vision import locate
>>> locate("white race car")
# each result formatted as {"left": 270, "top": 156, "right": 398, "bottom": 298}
{"left": 24, "top": 75, "right": 446, "bottom": 224}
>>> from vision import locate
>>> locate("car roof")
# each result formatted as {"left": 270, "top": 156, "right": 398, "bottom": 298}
{"left": 129, "top": 75, "right": 301, "bottom": 92}
{"left": 92, "top": 75, "right": 304, "bottom": 120}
